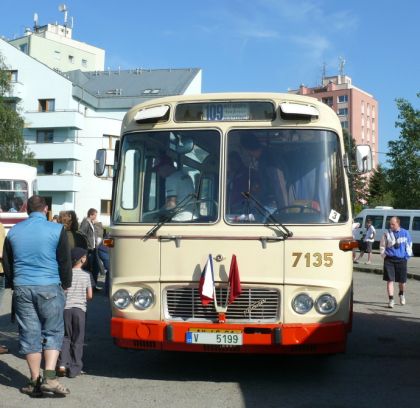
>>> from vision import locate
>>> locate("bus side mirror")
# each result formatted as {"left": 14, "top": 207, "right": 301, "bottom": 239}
{"left": 94, "top": 149, "right": 107, "bottom": 177}
{"left": 355, "top": 145, "right": 373, "bottom": 173}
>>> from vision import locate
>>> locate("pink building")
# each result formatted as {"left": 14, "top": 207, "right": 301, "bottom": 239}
{"left": 290, "top": 75, "right": 378, "bottom": 168}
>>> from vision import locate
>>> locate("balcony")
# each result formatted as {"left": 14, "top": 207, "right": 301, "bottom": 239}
{"left": 37, "top": 174, "right": 82, "bottom": 192}
{"left": 29, "top": 142, "right": 83, "bottom": 161}
{"left": 5, "top": 81, "right": 24, "bottom": 100}
{"left": 24, "top": 110, "right": 84, "bottom": 130}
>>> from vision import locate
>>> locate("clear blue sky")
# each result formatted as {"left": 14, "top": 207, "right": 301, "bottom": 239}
{"left": 1, "top": 0, "right": 419, "bottom": 163}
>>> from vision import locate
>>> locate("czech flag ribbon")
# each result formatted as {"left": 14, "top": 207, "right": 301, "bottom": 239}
{"left": 228, "top": 254, "right": 242, "bottom": 304}
{"left": 199, "top": 254, "right": 215, "bottom": 306}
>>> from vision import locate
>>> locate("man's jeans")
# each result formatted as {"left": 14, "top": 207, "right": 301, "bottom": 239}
{"left": 13, "top": 284, "right": 65, "bottom": 354}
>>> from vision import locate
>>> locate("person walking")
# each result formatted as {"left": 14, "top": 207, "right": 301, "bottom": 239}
{"left": 2, "top": 195, "right": 72, "bottom": 397}
{"left": 354, "top": 219, "right": 376, "bottom": 264}
{"left": 0, "top": 221, "right": 9, "bottom": 354}
{"left": 57, "top": 247, "right": 93, "bottom": 378}
{"left": 380, "top": 216, "right": 413, "bottom": 308}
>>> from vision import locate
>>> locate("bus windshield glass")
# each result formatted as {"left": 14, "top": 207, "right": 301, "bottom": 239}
{"left": 226, "top": 129, "right": 348, "bottom": 224}
{"left": 0, "top": 179, "right": 28, "bottom": 213}
{"left": 114, "top": 128, "right": 347, "bottom": 225}
{"left": 114, "top": 129, "right": 221, "bottom": 224}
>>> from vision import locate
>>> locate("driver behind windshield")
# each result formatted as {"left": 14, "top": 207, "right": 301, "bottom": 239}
{"left": 154, "top": 154, "right": 195, "bottom": 210}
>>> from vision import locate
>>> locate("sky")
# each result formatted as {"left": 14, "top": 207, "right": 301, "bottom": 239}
{"left": 1, "top": 0, "right": 419, "bottom": 164}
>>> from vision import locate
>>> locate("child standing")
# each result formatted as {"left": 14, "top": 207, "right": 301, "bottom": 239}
{"left": 58, "top": 247, "right": 93, "bottom": 378}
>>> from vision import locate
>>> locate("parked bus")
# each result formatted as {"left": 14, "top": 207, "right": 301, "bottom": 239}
{"left": 0, "top": 162, "right": 37, "bottom": 232}
{"left": 95, "top": 93, "right": 372, "bottom": 354}
{"left": 354, "top": 208, "right": 420, "bottom": 255}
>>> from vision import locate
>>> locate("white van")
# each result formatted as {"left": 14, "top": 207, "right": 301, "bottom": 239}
{"left": 354, "top": 208, "right": 420, "bottom": 256}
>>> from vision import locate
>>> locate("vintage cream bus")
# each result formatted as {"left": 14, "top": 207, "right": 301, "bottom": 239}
{"left": 95, "top": 93, "right": 372, "bottom": 354}
{"left": 0, "top": 162, "right": 37, "bottom": 232}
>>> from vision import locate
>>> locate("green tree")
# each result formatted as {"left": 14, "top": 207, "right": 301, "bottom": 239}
{"left": 0, "top": 52, "right": 35, "bottom": 165}
{"left": 343, "top": 129, "right": 369, "bottom": 212}
{"left": 367, "top": 164, "right": 394, "bottom": 207}
{"left": 387, "top": 94, "right": 420, "bottom": 209}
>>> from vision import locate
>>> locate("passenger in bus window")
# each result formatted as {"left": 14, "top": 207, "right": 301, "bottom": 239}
{"left": 227, "top": 152, "right": 249, "bottom": 214}
{"left": 154, "top": 154, "right": 194, "bottom": 210}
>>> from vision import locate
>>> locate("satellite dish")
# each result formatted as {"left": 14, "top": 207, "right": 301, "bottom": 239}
{"left": 58, "top": 4, "right": 67, "bottom": 12}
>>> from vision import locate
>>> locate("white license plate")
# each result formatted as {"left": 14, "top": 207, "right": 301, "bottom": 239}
{"left": 186, "top": 331, "right": 243, "bottom": 345}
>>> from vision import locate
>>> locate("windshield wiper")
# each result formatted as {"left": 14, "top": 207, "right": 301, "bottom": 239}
{"left": 241, "top": 191, "right": 293, "bottom": 239}
{"left": 144, "top": 193, "right": 197, "bottom": 240}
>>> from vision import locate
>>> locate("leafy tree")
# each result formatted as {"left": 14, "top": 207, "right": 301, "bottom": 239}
{"left": 367, "top": 164, "right": 394, "bottom": 207}
{"left": 0, "top": 52, "right": 35, "bottom": 165}
{"left": 387, "top": 95, "right": 420, "bottom": 209}
{"left": 343, "top": 129, "right": 369, "bottom": 212}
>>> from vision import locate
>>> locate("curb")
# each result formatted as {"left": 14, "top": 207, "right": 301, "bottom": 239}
{"left": 354, "top": 265, "right": 420, "bottom": 281}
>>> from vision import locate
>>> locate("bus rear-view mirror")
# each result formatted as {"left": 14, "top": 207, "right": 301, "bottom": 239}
{"left": 355, "top": 145, "right": 373, "bottom": 173}
{"left": 94, "top": 149, "right": 107, "bottom": 177}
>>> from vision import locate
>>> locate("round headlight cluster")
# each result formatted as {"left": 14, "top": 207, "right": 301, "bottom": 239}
{"left": 112, "top": 289, "right": 131, "bottom": 309}
{"left": 315, "top": 294, "right": 337, "bottom": 315}
{"left": 132, "top": 288, "right": 154, "bottom": 310}
{"left": 112, "top": 288, "right": 155, "bottom": 310}
{"left": 292, "top": 293, "right": 337, "bottom": 315}
{"left": 292, "top": 293, "right": 314, "bottom": 314}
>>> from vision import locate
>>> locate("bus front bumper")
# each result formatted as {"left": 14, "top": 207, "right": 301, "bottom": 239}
{"left": 111, "top": 318, "right": 348, "bottom": 354}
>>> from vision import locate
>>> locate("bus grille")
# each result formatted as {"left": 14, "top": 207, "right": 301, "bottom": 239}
{"left": 165, "top": 287, "right": 280, "bottom": 322}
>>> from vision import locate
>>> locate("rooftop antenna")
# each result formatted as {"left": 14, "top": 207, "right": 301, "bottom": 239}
{"left": 339, "top": 57, "right": 346, "bottom": 76}
{"left": 321, "top": 62, "right": 326, "bottom": 84}
{"left": 58, "top": 4, "right": 68, "bottom": 27}
{"left": 33, "top": 13, "right": 39, "bottom": 30}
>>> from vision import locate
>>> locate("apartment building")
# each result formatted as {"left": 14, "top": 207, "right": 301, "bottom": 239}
{"left": 290, "top": 75, "right": 378, "bottom": 168}
{"left": 0, "top": 38, "right": 201, "bottom": 224}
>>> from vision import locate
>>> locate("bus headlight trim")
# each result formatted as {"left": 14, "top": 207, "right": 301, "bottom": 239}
{"left": 292, "top": 293, "right": 313, "bottom": 314}
{"left": 112, "top": 289, "right": 131, "bottom": 309}
{"left": 315, "top": 294, "right": 337, "bottom": 315}
{"left": 133, "top": 288, "right": 154, "bottom": 310}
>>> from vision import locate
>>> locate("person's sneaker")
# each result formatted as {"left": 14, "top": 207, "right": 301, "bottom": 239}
{"left": 40, "top": 377, "right": 70, "bottom": 396}
{"left": 388, "top": 299, "right": 395, "bottom": 308}
{"left": 400, "top": 294, "right": 406, "bottom": 305}
{"left": 353, "top": 260, "right": 359, "bottom": 264}
{"left": 365, "top": 261, "right": 372, "bottom": 265}
{"left": 20, "top": 376, "right": 43, "bottom": 398}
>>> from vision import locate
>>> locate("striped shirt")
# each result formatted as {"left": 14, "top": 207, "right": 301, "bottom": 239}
{"left": 65, "top": 268, "right": 93, "bottom": 312}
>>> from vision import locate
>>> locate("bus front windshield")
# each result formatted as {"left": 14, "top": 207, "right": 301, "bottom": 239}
{"left": 114, "top": 128, "right": 348, "bottom": 225}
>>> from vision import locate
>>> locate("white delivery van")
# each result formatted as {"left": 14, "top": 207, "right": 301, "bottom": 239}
{"left": 354, "top": 208, "right": 420, "bottom": 256}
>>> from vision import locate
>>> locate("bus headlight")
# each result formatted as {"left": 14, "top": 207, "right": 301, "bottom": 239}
{"left": 132, "top": 288, "right": 154, "bottom": 310}
{"left": 315, "top": 294, "right": 337, "bottom": 315}
{"left": 292, "top": 293, "right": 313, "bottom": 314}
{"left": 112, "top": 289, "right": 131, "bottom": 309}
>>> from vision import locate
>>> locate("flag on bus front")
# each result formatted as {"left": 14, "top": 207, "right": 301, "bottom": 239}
{"left": 199, "top": 255, "right": 214, "bottom": 305}
{"left": 228, "top": 254, "right": 242, "bottom": 304}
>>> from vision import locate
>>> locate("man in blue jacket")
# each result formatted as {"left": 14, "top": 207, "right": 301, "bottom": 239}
{"left": 380, "top": 216, "right": 413, "bottom": 308}
{"left": 3, "top": 195, "right": 72, "bottom": 397}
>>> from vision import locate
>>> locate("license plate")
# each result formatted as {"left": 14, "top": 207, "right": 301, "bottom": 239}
{"left": 186, "top": 329, "right": 243, "bottom": 345}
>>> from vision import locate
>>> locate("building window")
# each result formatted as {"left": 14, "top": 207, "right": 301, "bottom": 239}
{"left": 19, "top": 43, "right": 28, "bottom": 54}
{"left": 367, "top": 103, "right": 371, "bottom": 117}
{"left": 36, "top": 129, "right": 54, "bottom": 143}
{"left": 82, "top": 59, "right": 88, "bottom": 67}
{"left": 361, "top": 101, "right": 365, "bottom": 114}
{"left": 338, "top": 95, "right": 348, "bottom": 103}
{"left": 7, "top": 70, "right": 18, "bottom": 82}
{"left": 101, "top": 199, "right": 112, "bottom": 215}
{"left": 37, "top": 160, "right": 54, "bottom": 175}
{"left": 341, "top": 121, "right": 349, "bottom": 129}
{"left": 68, "top": 55, "right": 74, "bottom": 64}
{"left": 338, "top": 108, "right": 348, "bottom": 116}
{"left": 322, "top": 97, "right": 333, "bottom": 107}
{"left": 38, "top": 99, "right": 55, "bottom": 112}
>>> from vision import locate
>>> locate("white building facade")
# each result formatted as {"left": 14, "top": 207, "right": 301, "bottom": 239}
{"left": 0, "top": 38, "right": 202, "bottom": 224}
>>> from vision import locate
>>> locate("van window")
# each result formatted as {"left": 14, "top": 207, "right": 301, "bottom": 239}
{"left": 412, "top": 217, "right": 420, "bottom": 231}
{"left": 385, "top": 216, "right": 410, "bottom": 230}
{"left": 354, "top": 217, "right": 363, "bottom": 227}
{"left": 366, "top": 215, "right": 383, "bottom": 229}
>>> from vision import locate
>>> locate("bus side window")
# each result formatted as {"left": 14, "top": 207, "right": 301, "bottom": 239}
{"left": 413, "top": 217, "right": 420, "bottom": 231}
